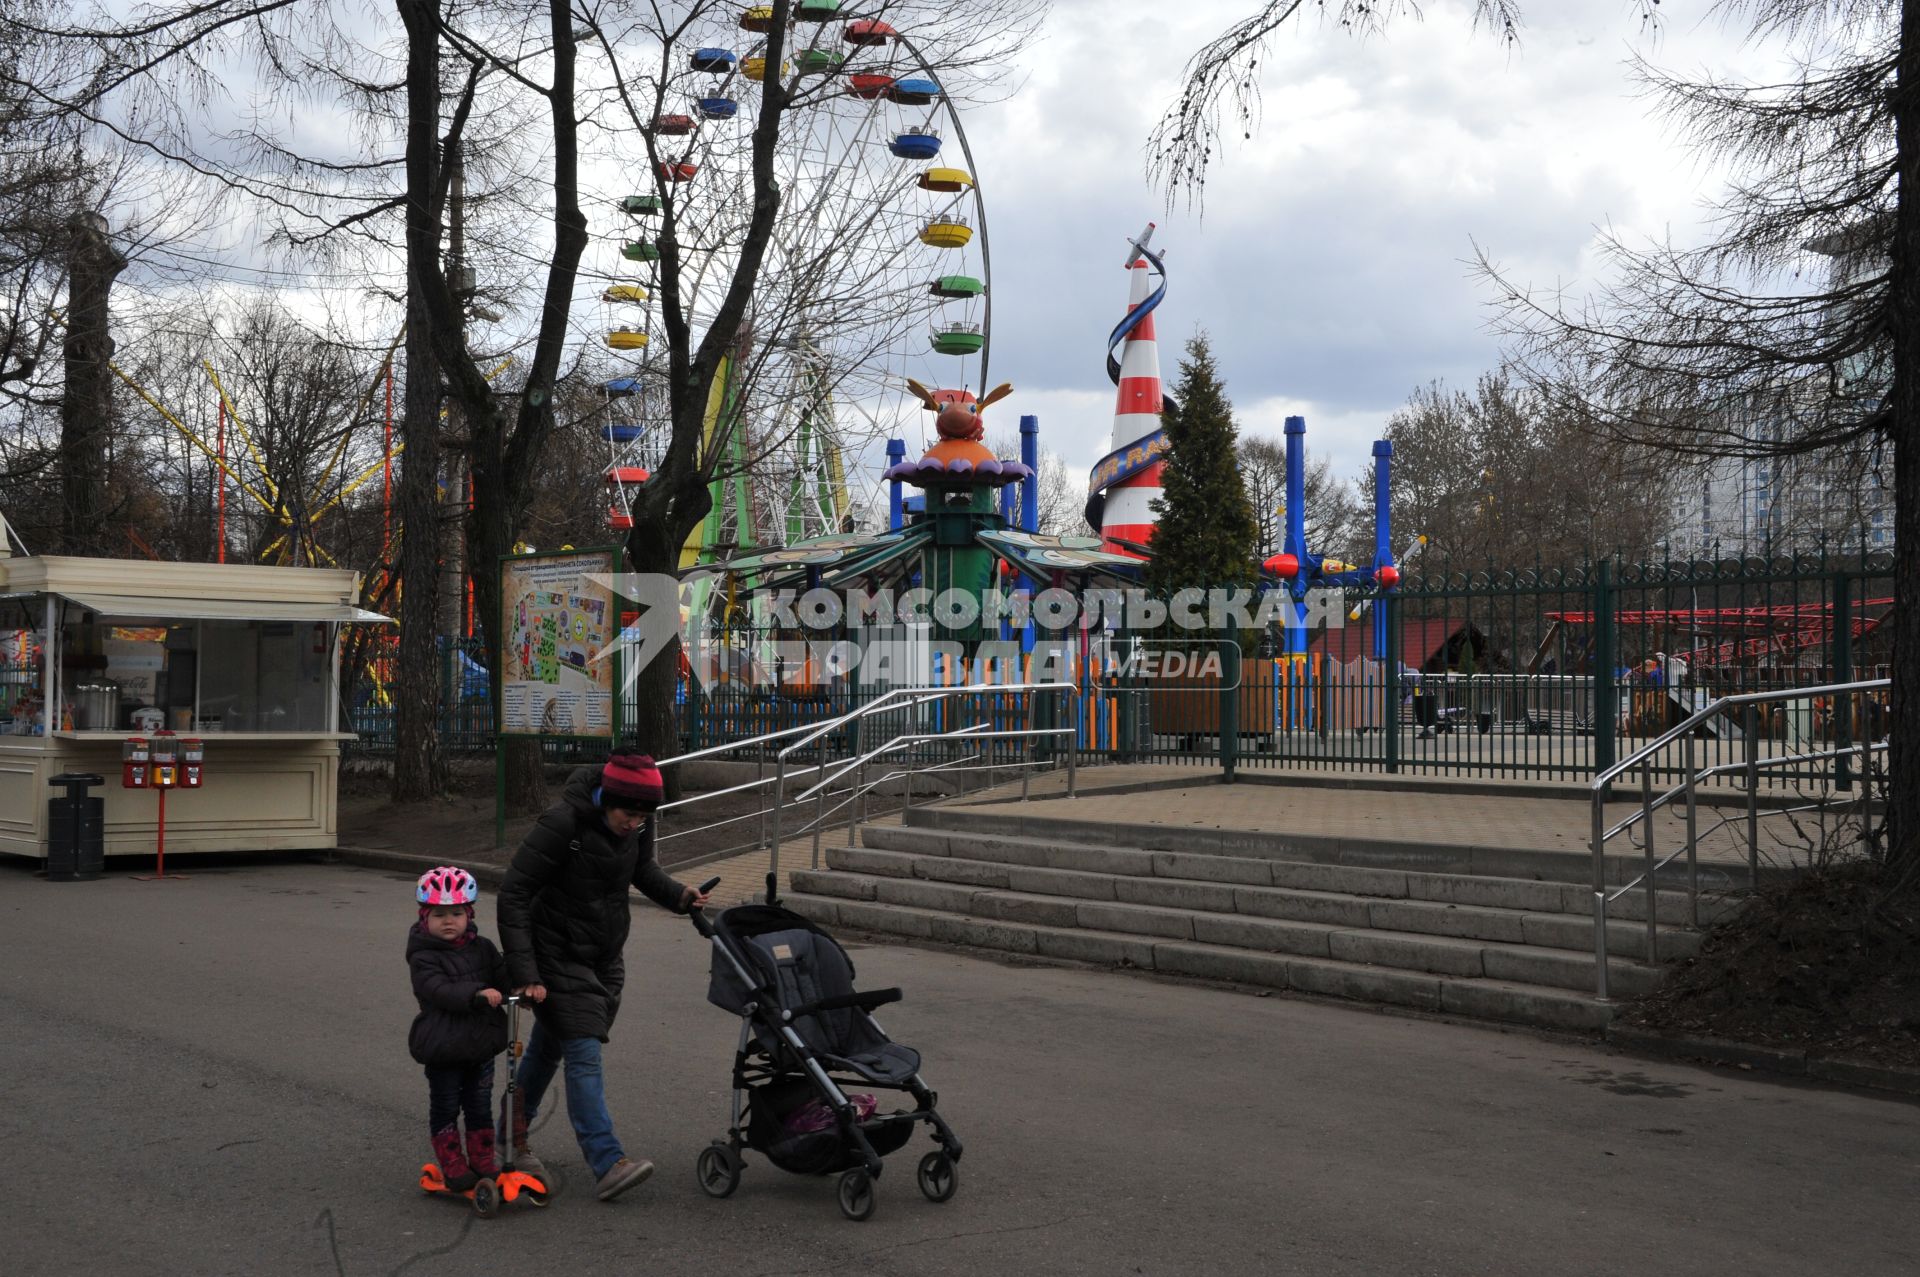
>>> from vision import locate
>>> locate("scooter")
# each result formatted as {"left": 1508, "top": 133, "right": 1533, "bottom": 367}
{"left": 418, "top": 993, "right": 550, "bottom": 1217}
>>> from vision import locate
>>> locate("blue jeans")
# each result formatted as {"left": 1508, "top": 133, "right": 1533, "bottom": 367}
{"left": 516, "top": 1022, "right": 623, "bottom": 1178}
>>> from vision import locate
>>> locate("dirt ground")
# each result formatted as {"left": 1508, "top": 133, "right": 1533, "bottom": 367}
{"left": 1624, "top": 857, "right": 1920, "bottom": 1068}
{"left": 338, "top": 764, "right": 788, "bottom": 872}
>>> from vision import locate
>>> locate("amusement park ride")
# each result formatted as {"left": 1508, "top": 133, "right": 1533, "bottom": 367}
{"left": 592, "top": 2, "right": 994, "bottom": 596}
{"left": 702, "top": 219, "right": 1411, "bottom": 675}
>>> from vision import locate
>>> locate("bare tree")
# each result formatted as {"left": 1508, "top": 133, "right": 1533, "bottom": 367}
{"left": 1480, "top": 2, "right": 1919, "bottom": 869}
{"left": 14, "top": 0, "right": 1042, "bottom": 800}
{"left": 1238, "top": 434, "right": 1357, "bottom": 561}
{"left": 1363, "top": 371, "right": 1680, "bottom": 569}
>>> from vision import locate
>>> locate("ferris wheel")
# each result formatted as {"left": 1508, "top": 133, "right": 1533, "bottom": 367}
{"left": 591, "top": 2, "right": 993, "bottom": 564}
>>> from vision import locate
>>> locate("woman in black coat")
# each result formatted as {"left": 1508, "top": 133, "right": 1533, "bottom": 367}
{"left": 495, "top": 751, "right": 710, "bottom": 1202}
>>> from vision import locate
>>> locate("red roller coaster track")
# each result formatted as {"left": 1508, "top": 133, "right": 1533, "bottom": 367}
{"left": 1542, "top": 599, "right": 1894, "bottom": 668}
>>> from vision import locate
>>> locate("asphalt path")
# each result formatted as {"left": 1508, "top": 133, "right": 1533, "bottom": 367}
{"left": 2, "top": 860, "right": 1916, "bottom": 1276}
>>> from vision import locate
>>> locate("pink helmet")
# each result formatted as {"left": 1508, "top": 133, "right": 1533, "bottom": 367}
{"left": 416, "top": 865, "right": 479, "bottom": 907}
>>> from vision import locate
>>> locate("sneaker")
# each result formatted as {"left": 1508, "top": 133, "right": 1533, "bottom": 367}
{"left": 596, "top": 1157, "right": 655, "bottom": 1201}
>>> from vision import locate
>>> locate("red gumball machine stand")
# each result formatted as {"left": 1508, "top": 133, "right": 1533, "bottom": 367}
{"left": 130, "top": 730, "right": 198, "bottom": 881}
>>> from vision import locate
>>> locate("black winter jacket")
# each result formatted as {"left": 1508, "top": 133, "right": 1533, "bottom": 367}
{"left": 496, "top": 766, "right": 689, "bottom": 1041}
{"left": 407, "top": 923, "right": 509, "bottom": 1068}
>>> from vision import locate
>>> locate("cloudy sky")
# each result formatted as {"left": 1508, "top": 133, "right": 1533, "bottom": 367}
{"left": 101, "top": 0, "right": 1798, "bottom": 509}
{"left": 965, "top": 0, "right": 1786, "bottom": 487}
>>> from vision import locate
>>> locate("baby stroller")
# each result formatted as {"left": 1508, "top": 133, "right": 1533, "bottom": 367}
{"left": 690, "top": 896, "right": 963, "bottom": 1221}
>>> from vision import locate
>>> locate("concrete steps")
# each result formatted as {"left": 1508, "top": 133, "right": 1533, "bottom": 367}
{"left": 780, "top": 812, "right": 1734, "bottom": 1035}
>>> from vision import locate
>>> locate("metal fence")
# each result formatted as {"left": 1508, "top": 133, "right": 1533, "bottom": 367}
{"left": 340, "top": 553, "right": 1893, "bottom": 787}
{"left": 1114, "top": 552, "right": 1893, "bottom": 787}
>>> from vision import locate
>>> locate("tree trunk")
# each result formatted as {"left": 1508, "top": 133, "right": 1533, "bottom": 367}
{"left": 1891, "top": 1, "right": 1920, "bottom": 876}
{"left": 393, "top": 0, "right": 445, "bottom": 802}
{"left": 457, "top": 0, "right": 591, "bottom": 813}
{"left": 623, "top": 487, "right": 706, "bottom": 798}
{"left": 59, "top": 211, "right": 124, "bottom": 556}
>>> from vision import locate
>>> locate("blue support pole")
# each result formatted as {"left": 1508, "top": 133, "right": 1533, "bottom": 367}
{"left": 1283, "top": 415, "right": 1308, "bottom": 662}
{"left": 886, "top": 438, "right": 906, "bottom": 530}
{"left": 1019, "top": 414, "right": 1041, "bottom": 655}
{"left": 1371, "top": 438, "right": 1393, "bottom": 663}
{"left": 1019, "top": 414, "right": 1040, "bottom": 533}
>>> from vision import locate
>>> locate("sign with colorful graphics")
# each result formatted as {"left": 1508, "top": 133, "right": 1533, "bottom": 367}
{"left": 499, "top": 549, "right": 617, "bottom": 738}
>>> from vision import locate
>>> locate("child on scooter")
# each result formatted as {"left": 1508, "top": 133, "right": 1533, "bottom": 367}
{"left": 408, "top": 866, "right": 509, "bottom": 1191}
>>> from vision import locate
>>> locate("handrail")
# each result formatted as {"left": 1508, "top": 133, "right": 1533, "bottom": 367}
{"left": 655, "top": 710, "right": 862, "bottom": 771}
{"left": 629, "top": 674, "right": 1078, "bottom": 894}
{"left": 782, "top": 724, "right": 1077, "bottom": 883}
{"left": 1589, "top": 677, "right": 1887, "bottom": 792}
{"left": 775, "top": 680, "right": 1076, "bottom": 763}
{"left": 794, "top": 725, "right": 1072, "bottom": 805}
{"left": 767, "top": 681, "right": 1081, "bottom": 903}
{"left": 1589, "top": 678, "right": 1887, "bottom": 999}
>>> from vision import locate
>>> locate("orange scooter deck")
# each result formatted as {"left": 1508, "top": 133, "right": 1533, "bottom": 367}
{"left": 418, "top": 1163, "right": 549, "bottom": 1210}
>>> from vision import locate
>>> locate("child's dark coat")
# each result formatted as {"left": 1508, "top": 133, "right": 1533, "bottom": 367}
{"left": 407, "top": 923, "right": 509, "bottom": 1067}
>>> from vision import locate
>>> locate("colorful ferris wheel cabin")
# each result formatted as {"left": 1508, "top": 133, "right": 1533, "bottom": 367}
{"left": 622, "top": 240, "right": 661, "bottom": 262}
{"left": 690, "top": 47, "right": 736, "bottom": 73}
{"left": 930, "top": 323, "right": 985, "bottom": 355}
{"left": 919, "top": 216, "right": 973, "bottom": 249}
{"left": 796, "top": 48, "right": 846, "bottom": 75}
{"left": 887, "top": 78, "right": 941, "bottom": 105}
{"left": 847, "top": 73, "right": 895, "bottom": 99}
{"left": 649, "top": 114, "right": 695, "bottom": 136}
{"left": 620, "top": 194, "right": 663, "bottom": 216}
{"left": 889, "top": 128, "right": 942, "bottom": 160}
{"left": 795, "top": 0, "right": 842, "bottom": 19}
{"left": 696, "top": 95, "right": 739, "bottom": 120}
{"left": 606, "top": 328, "right": 650, "bottom": 350}
{"left": 602, "top": 284, "right": 650, "bottom": 304}
{"left": 845, "top": 19, "right": 897, "bottom": 45}
{"left": 604, "top": 378, "right": 642, "bottom": 399}
{"left": 608, "top": 509, "right": 634, "bottom": 531}
{"left": 658, "top": 161, "right": 698, "bottom": 182}
{"left": 739, "top": 6, "right": 776, "bottom": 33}
{"left": 743, "top": 56, "right": 788, "bottom": 81}
{"left": 918, "top": 167, "right": 972, "bottom": 193}
{"left": 605, "top": 466, "right": 652, "bottom": 486}
{"left": 930, "top": 274, "right": 984, "bottom": 299}
{"left": 602, "top": 422, "right": 646, "bottom": 443}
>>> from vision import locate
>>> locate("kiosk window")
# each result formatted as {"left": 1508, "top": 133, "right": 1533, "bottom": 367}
{"left": 197, "top": 620, "right": 331, "bottom": 732}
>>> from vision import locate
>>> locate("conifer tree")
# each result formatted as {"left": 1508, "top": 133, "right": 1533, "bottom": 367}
{"left": 1145, "top": 334, "right": 1260, "bottom": 613}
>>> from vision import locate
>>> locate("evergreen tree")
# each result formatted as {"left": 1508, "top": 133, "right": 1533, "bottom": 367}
{"left": 1145, "top": 334, "right": 1260, "bottom": 610}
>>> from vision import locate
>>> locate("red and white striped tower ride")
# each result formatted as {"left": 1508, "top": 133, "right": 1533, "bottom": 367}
{"left": 1102, "top": 248, "right": 1167, "bottom": 555}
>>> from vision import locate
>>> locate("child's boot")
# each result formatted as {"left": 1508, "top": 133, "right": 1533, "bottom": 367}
{"left": 465, "top": 1126, "right": 498, "bottom": 1179}
{"left": 511, "top": 1100, "right": 549, "bottom": 1182}
{"left": 431, "top": 1126, "right": 477, "bottom": 1191}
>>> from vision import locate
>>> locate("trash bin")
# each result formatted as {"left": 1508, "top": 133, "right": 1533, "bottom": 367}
{"left": 46, "top": 772, "right": 106, "bottom": 882}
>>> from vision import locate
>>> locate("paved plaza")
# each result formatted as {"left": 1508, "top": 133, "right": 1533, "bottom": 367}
{"left": 4, "top": 858, "right": 1916, "bottom": 1276}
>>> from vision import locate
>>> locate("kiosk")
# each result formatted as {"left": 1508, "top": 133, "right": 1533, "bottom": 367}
{"left": 0, "top": 555, "right": 392, "bottom": 863}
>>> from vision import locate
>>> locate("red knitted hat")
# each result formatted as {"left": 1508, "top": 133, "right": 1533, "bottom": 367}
{"left": 601, "top": 751, "right": 664, "bottom": 810}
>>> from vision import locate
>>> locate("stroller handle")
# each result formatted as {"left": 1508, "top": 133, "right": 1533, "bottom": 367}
{"left": 687, "top": 875, "right": 723, "bottom": 938}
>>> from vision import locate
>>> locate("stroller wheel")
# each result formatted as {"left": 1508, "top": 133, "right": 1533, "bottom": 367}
{"left": 696, "top": 1143, "right": 742, "bottom": 1199}
{"left": 836, "top": 1169, "right": 876, "bottom": 1222}
{"left": 916, "top": 1151, "right": 958, "bottom": 1203}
